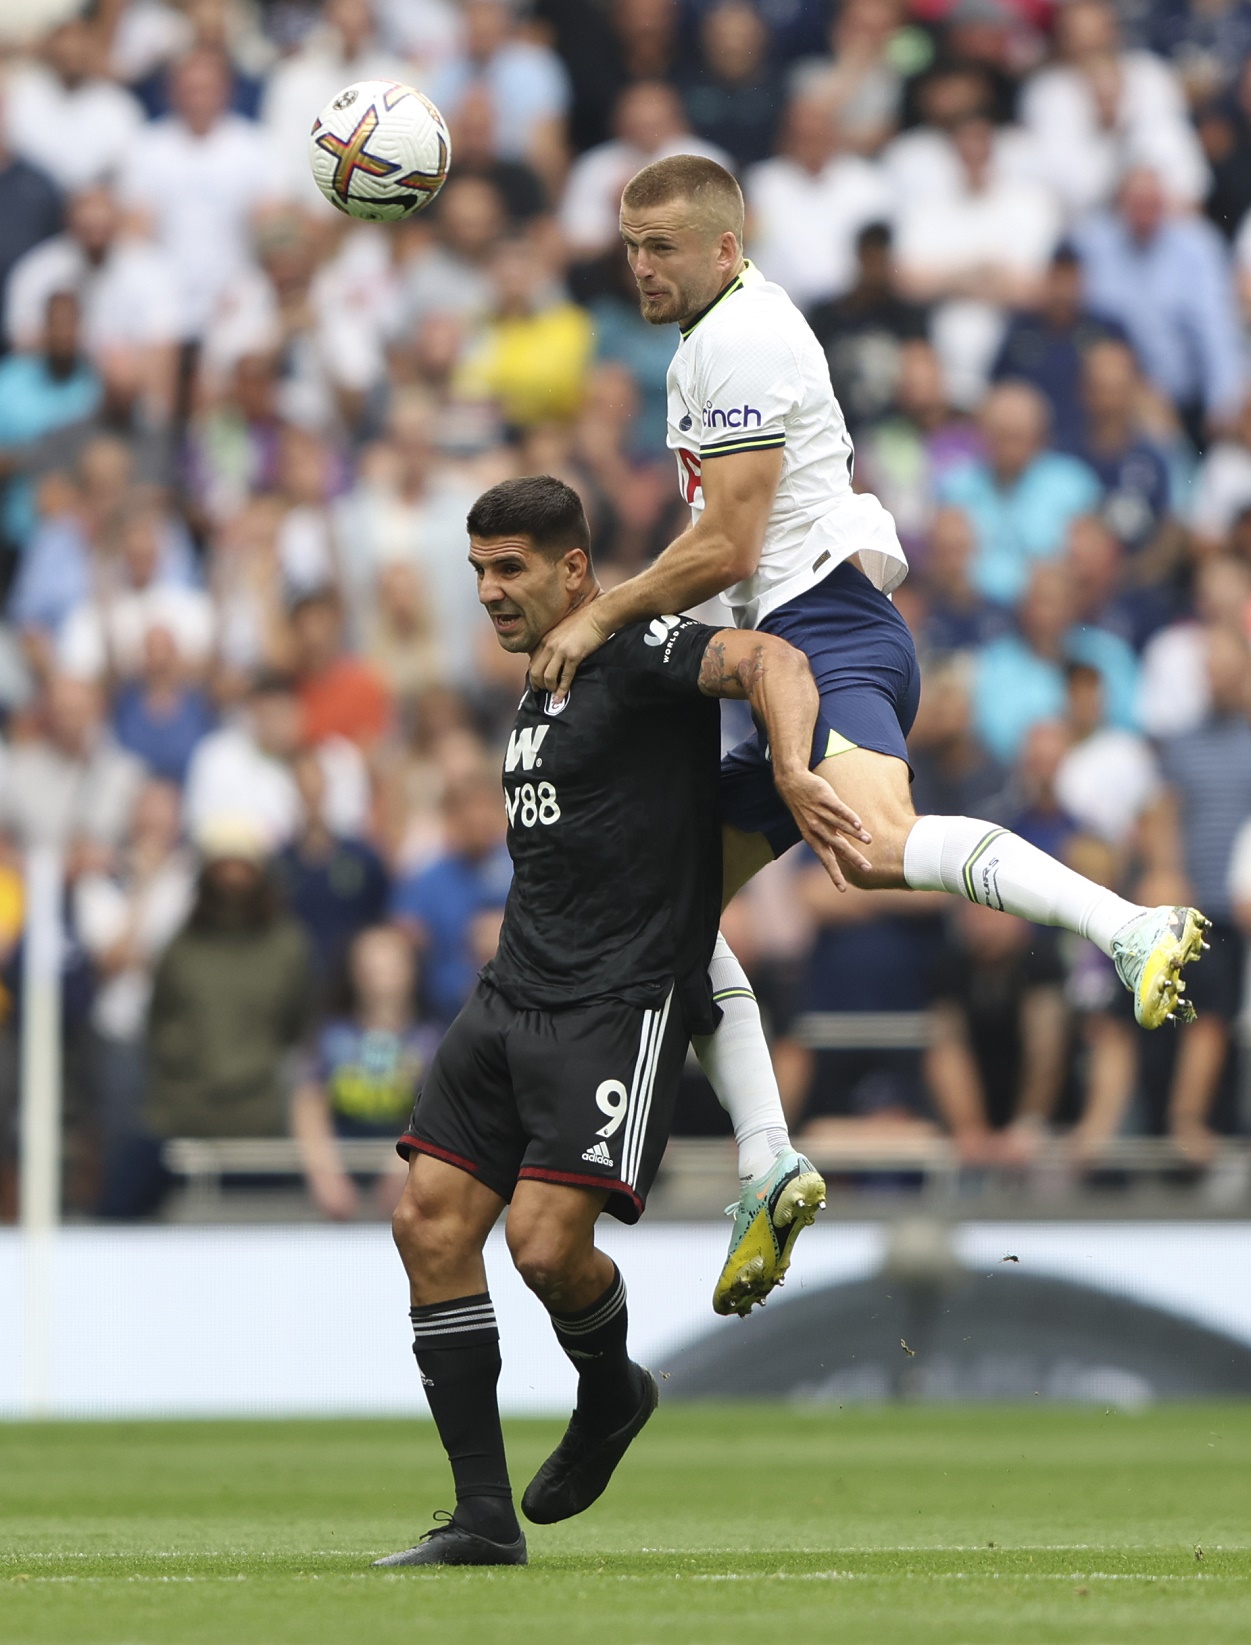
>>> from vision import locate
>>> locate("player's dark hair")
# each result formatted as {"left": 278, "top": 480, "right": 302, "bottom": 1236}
{"left": 467, "top": 475, "right": 592, "bottom": 562}
{"left": 621, "top": 154, "right": 744, "bottom": 238}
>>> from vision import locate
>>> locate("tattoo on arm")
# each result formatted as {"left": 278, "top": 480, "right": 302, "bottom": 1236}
{"left": 698, "top": 637, "right": 767, "bottom": 700}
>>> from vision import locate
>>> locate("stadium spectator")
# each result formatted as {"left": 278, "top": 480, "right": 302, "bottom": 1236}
{"left": 291, "top": 925, "right": 436, "bottom": 1220}
{"left": 6, "top": 16, "right": 144, "bottom": 193}
{"left": 291, "top": 586, "right": 392, "bottom": 751}
{"left": 428, "top": 0, "right": 571, "bottom": 182}
{"left": 8, "top": 436, "right": 135, "bottom": 653}
{"left": 455, "top": 234, "right": 594, "bottom": 428}
{"left": 1136, "top": 556, "right": 1251, "bottom": 739}
{"left": 680, "top": 0, "right": 782, "bottom": 171}
{"left": 537, "top": 0, "right": 681, "bottom": 154}
{"left": 1073, "top": 166, "right": 1245, "bottom": 444}
{"left": 914, "top": 505, "right": 1009, "bottom": 655}
{"left": 397, "top": 175, "right": 507, "bottom": 335}
{"left": 0, "top": 292, "right": 102, "bottom": 559}
{"left": 939, "top": 382, "right": 1101, "bottom": 606}
{"left": 560, "top": 81, "right": 730, "bottom": 259}
{"left": 184, "top": 671, "right": 369, "bottom": 848}
{"left": 744, "top": 94, "right": 893, "bottom": 311}
{"left": 117, "top": 47, "right": 285, "bottom": 342}
{"left": 1207, "top": 58, "right": 1251, "bottom": 236}
{"left": 275, "top": 750, "right": 390, "bottom": 996}
{"left": 989, "top": 245, "right": 1129, "bottom": 455}
{"left": 788, "top": 0, "right": 907, "bottom": 156}
{"left": 972, "top": 561, "right": 1138, "bottom": 763}
{"left": 807, "top": 222, "right": 930, "bottom": 437}
{"left": 5, "top": 183, "right": 180, "bottom": 425}
{"left": 1054, "top": 660, "right": 1161, "bottom": 850}
{"left": 1020, "top": 0, "right": 1208, "bottom": 215}
{"left": 73, "top": 777, "right": 195, "bottom": 1179}
{"left": 895, "top": 110, "right": 1061, "bottom": 405}
{"left": 926, "top": 902, "right": 1068, "bottom": 1166}
{"left": 0, "top": 99, "right": 62, "bottom": 346}
{"left": 56, "top": 496, "right": 216, "bottom": 683}
{"left": 0, "top": 672, "right": 144, "bottom": 851}
{"left": 111, "top": 626, "right": 218, "bottom": 785}
{"left": 106, "top": 817, "right": 314, "bottom": 1216}
{"left": 1189, "top": 395, "right": 1251, "bottom": 555}
{"left": 1148, "top": 627, "right": 1251, "bottom": 1159}
{"left": 908, "top": 653, "right": 1010, "bottom": 819}
{"left": 389, "top": 762, "right": 512, "bottom": 1025}
{"left": 333, "top": 390, "right": 479, "bottom": 676}
{"left": 446, "top": 85, "right": 549, "bottom": 222}
{"left": 783, "top": 870, "right": 946, "bottom": 1139}
{"left": 881, "top": 59, "right": 1038, "bottom": 210}
{"left": 1069, "top": 340, "right": 1178, "bottom": 572}
{"left": 853, "top": 340, "right": 980, "bottom": 553}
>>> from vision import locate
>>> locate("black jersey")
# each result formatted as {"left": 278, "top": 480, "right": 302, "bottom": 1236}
{"left": 483, "top": 614, "right": 722, "bottom": 1034}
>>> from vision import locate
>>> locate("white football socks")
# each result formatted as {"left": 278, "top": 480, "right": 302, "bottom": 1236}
{"left": 902, "top": 814, "right": 1143, "bottom": 955}
{"left": 693, "top": 932, "right": 791, "bottom": 1183}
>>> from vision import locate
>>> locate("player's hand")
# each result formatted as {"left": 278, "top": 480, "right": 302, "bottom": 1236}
{"left": 774, "top": 766, "right": 873, "bottom": 892}
{"left": 529, "top": 603, "right": 612, "bottom": 701}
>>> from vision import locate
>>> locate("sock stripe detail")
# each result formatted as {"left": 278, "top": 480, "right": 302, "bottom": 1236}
{"left": 552, "top": 1271, "right": 627, "bottom": 1338}
{"left": 411, "top": 1297, "right": 498, "bottom": 1346}
{"left": 961, "top": 828, "right": 1007, "bottom": 905}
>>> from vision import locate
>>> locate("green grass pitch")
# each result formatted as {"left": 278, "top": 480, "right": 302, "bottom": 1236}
{"left": 2, "top": 1404, "right": 1248, "bottom": 1644}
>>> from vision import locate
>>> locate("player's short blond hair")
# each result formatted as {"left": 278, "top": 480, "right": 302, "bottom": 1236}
{"left": 621, "top": 154, "right": 745, "bottom": 240}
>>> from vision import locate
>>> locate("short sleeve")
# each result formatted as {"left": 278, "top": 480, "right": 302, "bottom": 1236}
{"left": 694, "top": 323, "right": 796, "bottom": 460}
{"left": 611, "top": 616, "right": 719, "bottom": 701}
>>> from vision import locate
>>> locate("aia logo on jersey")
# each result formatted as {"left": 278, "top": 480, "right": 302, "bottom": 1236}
{"left": 676, "top": 448, "right": 702, "bottom": 503}
{"left": 703, "top": 400, "right": 762, "bottom": 430}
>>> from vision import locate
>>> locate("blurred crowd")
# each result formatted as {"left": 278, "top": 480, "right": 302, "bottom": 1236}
{"left": 2, "top": 0, "right": 1251, "bottom": 1220}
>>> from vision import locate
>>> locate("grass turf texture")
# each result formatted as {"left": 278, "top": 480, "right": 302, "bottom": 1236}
{"left": 1, "top": 1406, "right": 1248, "bottom": 1644}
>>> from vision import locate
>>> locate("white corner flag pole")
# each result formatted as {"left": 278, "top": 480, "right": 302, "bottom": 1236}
{"left": 20, "top": 845, "right": 63, "bottom": 1417}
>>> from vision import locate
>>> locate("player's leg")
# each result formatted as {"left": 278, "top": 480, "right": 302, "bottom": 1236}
{"left": 506, "top": 993, "right": 688, "bottom": 1521}
{"left": 816, "top": 744, "right": 1208, "bottom": 1030}
{"left": 506, "top": 1179, "right": 657, "bottom": 1524}
{"left": 376, "top": 986, "right": 528, "bottom": 1568}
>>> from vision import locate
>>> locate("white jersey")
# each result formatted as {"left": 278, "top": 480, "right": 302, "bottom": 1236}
{"left": 666, "top": 260, "right": 908, "bottom": 629}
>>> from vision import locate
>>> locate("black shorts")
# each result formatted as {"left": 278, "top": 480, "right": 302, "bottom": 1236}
{"left": 397, "top": 979, "right": 690, "bottom": 1224}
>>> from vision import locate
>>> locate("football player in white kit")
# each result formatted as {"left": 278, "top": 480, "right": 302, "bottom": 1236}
{"left": 530, "top": 154, "right": 1209, "bottom": 1316}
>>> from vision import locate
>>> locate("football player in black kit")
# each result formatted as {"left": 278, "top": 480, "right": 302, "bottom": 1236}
{"left": 376, "top": 475, "right": 845, "bottom": 1569}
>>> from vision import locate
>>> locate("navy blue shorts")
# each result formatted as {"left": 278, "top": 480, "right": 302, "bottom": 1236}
{"left": 719, "top": 560, "right": 920, "bottom": 858}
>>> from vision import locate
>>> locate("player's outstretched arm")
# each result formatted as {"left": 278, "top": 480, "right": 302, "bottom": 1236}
{"left": 698, "top": 629, "right": 873, "bottom": 890}
{"left": 530, "top": 448, "right": 783, "bottom": 701}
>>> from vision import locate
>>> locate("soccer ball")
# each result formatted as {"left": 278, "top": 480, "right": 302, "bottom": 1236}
{"left": 309, "top": 79, "right": 451, "bottom": 222}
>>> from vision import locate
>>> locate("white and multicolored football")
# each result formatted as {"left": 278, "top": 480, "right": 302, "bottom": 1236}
{"left": 309, "top": 79, "right": 451, "bottom": 222}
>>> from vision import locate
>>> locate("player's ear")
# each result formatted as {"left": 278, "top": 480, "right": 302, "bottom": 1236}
{"left": 561, "top": 546, "right": 590, "bottom": 588}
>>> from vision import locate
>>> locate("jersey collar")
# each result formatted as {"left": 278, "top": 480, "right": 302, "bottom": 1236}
{"left": 678, "top": 259, "right": 756, "bottom": 340}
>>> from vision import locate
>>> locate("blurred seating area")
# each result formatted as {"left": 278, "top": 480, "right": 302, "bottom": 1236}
{"left": 0, "top": 0, "right": 1250, "bottom": 1222}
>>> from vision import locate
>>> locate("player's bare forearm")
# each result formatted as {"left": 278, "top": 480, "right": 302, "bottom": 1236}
{"left": 698, "top": 630, "right": 872, "bottom": 888}
{"left": 594, "top": 516, "right": 753, "bottom": 634}
{"left": 529, "top": 447, "right": 782, "bottom": 699}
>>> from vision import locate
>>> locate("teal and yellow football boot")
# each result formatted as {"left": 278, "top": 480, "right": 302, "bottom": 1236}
{"left": 712, "top": 1148, "right": 826, "bottom": 1317}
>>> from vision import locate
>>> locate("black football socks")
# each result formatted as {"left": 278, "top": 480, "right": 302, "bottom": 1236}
{"left": 548, "top": 1265, "right": 638, "bottom": 1432}
{"left": 410, "top": 1293, "right": 520, "bottom": 1544}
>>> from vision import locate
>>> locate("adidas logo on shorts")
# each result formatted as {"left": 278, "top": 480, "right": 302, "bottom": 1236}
{"left": 581, "top": 1140, "right": 614, "bottom": 1167}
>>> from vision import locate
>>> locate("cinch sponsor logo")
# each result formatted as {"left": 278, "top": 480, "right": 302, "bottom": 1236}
{"left": 703, "top": 401, "right": 762, "bottom": 430}
{"left": 504, "top": 723, "right": 550, "bottom": 772}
